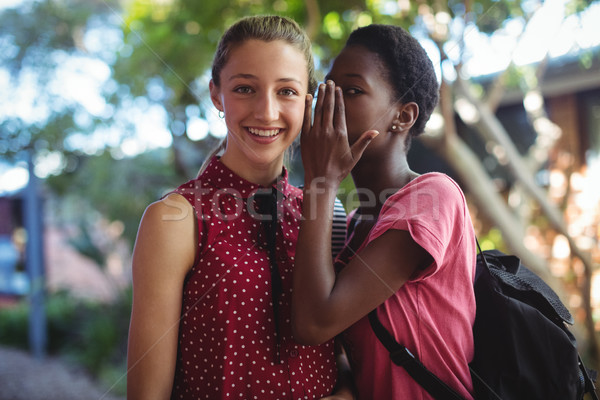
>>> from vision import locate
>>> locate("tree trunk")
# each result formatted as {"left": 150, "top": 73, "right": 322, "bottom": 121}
{"left": 420, "top": 132, "right": 563, "bottom": 287}
{"left": 423, "top": 79, "right": 566, "bottom": 295}
{"left": 454, "top": 77, "right": 599, "bottom": 364}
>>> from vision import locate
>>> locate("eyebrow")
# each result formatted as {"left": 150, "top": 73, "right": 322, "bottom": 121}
{"left": 324, "top": 72, "right": 365, "bottom": 82}
{"left": 228, "top": 73, "right": 303, "bottom": 85}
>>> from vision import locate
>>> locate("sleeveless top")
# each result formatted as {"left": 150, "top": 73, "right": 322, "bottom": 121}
{"left": 169, "top": 157, "right": 337, "bottom": 399}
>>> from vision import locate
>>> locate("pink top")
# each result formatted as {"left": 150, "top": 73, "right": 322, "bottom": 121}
{"left": 337, "top": 173, "right": 476, "bottom": 400}
{"left": 170, "top": 157, "right": 337, "bottom": 399}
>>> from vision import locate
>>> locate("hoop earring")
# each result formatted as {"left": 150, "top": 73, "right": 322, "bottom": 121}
{"left": 218, "top": 110, "right": 224, "bottom": 119}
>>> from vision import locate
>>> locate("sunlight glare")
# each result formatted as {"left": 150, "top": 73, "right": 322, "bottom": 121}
{"left": 207, "top": 110, "right": 227, "bottom": 138}
{"left": 34, "top": 151, "right": 65, "bottom": 178}
{"left": 187, "top": 117, "right": 209, "bottom": 141}
{"left": 0, "top": 165, "right": 28, "bottom": 194}
{"left": 552, "top": 234, "right": 571, "bottom": 259}
{"left": 513, "top": 0, "right": 565, "bottom": 65}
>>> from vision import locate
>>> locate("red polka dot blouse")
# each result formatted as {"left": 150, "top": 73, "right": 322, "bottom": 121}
{"left": 169, "top": 157, "right": 337, "bottom": 399}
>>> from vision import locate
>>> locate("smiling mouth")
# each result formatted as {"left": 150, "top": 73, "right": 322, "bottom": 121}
{"left": 248, "top": 127, "right": 281, "bottom": 137}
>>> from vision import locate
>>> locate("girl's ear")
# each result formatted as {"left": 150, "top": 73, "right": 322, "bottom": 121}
{"left": 395, "top": 102, "right": 419, "bottom": 131}
{"left": 209, "top": 80, "right": 224, "bottom": 111}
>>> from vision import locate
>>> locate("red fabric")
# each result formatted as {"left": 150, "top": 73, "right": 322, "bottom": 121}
{"left": 170, "top": 157, "right": 337, "bottom": 399}
{"left": 336, "top": 173, "right": 476, "bottom": 400}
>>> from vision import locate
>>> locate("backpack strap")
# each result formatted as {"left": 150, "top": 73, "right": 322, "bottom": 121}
{"left": 471, "top": 239, "right": 507, "bottom": 400}
{"left": 579, "top": 355, "right": 600, "bottom": 400}
{"left": 368, "top": 309, "right": 467, "bottom": 400}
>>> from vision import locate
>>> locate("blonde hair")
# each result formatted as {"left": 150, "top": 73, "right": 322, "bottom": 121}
{"left": 197, "top": 15, "right": 315, "bottom": 177}
{"left": 197, "top": 137, "right": 226, "bottom": 177}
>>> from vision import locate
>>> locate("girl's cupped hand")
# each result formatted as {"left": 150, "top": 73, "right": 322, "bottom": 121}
{"left": 300, "top": 80, "right": 378, "bottom": 188}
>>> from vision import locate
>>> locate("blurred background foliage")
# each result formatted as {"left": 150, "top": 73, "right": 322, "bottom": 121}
{"left": 0, "top": 0, "right": 599, "bottom": 397}
{"left": 0, "top": 288, "right": 131, "bottom": 395}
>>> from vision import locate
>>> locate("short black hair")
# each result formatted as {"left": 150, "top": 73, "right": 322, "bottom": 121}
{"left": 345, "top": 24, "right": 439, "bottom": 138}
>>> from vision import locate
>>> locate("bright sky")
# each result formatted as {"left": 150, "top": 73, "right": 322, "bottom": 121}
{"left": 1, "top": 0, "right": 599, "bottom": 193}
{"left": 461, "top": 0, "right": 600, "bottom": 76}
{"left": 0, "top": 0, "right": 22, "bottom": 8}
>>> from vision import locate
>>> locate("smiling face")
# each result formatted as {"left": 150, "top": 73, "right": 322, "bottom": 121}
{"left": 210, "top": 39, "right": 309, "bottom": 179}
{"left": 326, "top": 45, "right": 400, "bottom": 149}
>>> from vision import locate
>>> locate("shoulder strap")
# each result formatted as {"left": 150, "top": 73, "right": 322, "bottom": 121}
{"left": 579, "top": 355, "right": 600, "bottom": 400}
{"left": 368, "top": 310, "right": 467, "bottom": 400}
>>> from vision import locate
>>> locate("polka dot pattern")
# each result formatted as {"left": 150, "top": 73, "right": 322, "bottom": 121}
{"left": 169, "top": 157, "right": 337, "bottom": 399}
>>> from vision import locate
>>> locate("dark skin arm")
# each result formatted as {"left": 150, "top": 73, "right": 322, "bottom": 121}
{"left": 291, "top": 81, "right": 432, "bottom": 345}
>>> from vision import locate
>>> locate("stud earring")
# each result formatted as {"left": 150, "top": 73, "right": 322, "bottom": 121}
{"left": 391, "top": 125, "right": 398, "bottom": 131}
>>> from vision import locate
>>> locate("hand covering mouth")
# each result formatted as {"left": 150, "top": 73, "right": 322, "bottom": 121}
{"left": 248, "top": 127, "right": 282, "bottom": 137}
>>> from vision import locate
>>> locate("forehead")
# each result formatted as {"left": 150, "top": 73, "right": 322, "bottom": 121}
{"left": 221, "top": 39, "right": 308, "bottom": 82}
{"left": 329, "top": 45, "right": 387, "bottom": 80}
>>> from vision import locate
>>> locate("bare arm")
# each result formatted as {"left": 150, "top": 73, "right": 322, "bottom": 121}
{"left": 127, "top": 194, "right": 196, "bottom": 400}
{"left": 292, "top": 193, "right": 430, "bottom": 344}
{"left": 292, "top": 82, "right": 431, "bottom": 345}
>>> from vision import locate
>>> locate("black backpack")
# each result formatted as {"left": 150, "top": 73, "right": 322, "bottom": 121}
{"left": 368, "top": 244, "right": 599, "bottom": 400}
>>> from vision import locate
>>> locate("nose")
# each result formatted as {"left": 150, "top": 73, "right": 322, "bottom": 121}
{"left": 254, "top": 92, "right": 278, "bottom": 122}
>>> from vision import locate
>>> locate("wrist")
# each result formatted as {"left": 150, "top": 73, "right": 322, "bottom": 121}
{"left": 301, "top": 179, "right": 339, "bottom": 222}
{"left": 304, "top": 175, "right": 341, "bottom": 193}
{"left": 303, "top": 180, "right": 339, "bottom": 206}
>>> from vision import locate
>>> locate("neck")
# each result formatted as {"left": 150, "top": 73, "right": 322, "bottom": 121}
{"left": 351, "top": 152, "right": 418, "bottom": 218}
{"left": 220, "top": 153, "right": 284, "bottom": 187}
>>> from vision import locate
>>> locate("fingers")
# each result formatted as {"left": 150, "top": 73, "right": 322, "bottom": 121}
{"left": 305, "top": 81, "right": 349, "bottom": 148}
{"left": 302, "top": 94, "right": 313, "bottom": 137}
{"left": 333, "top": 86, "right": 347, "bottom": 136}
{"left": 313, "top": 83, "right": 326, "bottom": 128}
{"left": 350, "top": 130, "right": 379, "bottom": 162}
{"left": 321, "top": 81, "right": 335, "bottom": 129}
{"left": 313, "top": 81, "right": 337, "bottom": 131}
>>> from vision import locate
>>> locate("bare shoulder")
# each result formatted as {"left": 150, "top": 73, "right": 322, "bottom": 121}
{"left": 134, "top": 193, "right": 197, "bottom": 278}
{"left": 140, "top": 194, "right": 195, "bottom": 238}
{"left": 143, "top": 193, "right": 194, "bottom": 222}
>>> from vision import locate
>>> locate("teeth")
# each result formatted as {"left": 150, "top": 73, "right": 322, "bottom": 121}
{"left": 248, "top": 127, "right": 280, "bottom": 137}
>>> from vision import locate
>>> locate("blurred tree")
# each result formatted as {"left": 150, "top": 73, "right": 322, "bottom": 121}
{"left": 46, "top": 149, "right": 183, "bottom": 245}
{"left": 0, "top": 0, "right": 117, "bottom": 159}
